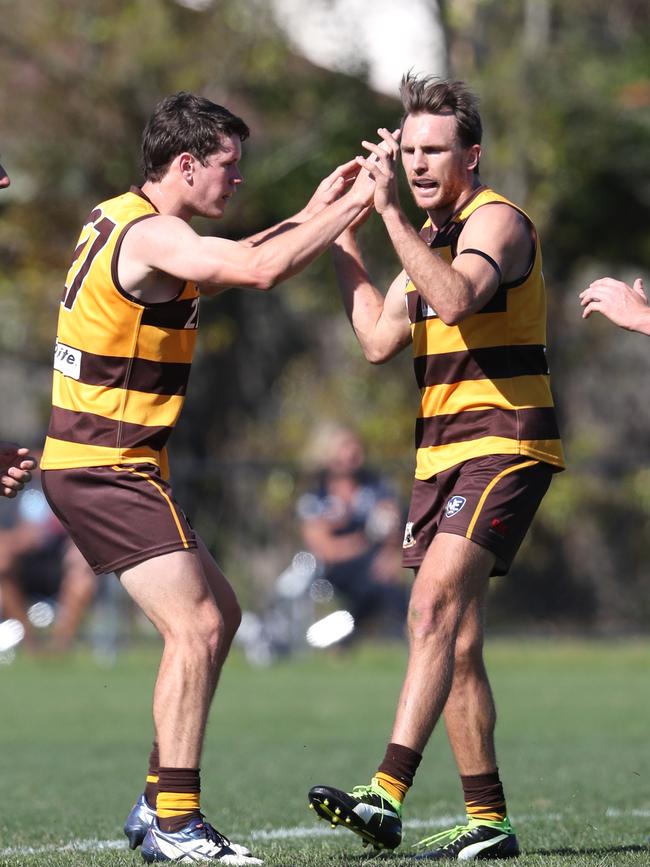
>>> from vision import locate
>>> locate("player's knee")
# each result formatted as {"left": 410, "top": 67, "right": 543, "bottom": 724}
{"left": 407, "top": 590, "right": 460, "bottom": 643}
{"left": 169, "top": 604, "right": 224, "bottom": 663}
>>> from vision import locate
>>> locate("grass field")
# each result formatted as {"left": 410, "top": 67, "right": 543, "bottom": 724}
{"left": 0, "top": 639, "right": 648, "bottom": 867}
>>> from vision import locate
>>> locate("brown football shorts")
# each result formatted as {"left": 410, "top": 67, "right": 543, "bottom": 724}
{"left": 402, "top": 454, "right": 556, "bottom": 575}
{"left": 41, "top": 462, "right": 197, "bottom": 575}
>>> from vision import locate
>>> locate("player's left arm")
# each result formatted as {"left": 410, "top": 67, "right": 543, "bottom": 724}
{"left": 385, "top": 203, "right": 532, "bottom": 326}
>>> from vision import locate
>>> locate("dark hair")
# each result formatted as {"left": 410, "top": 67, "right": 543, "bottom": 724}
{"left": 399, "top": 73, "right": 482, "bottom": 151}
{"left": 142, "top": 91, "right": 250, "bottom": 182}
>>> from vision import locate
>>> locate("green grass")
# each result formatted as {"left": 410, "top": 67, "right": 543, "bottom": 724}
{"left": 0, "top": 639, "right": 649, "bottom": 866}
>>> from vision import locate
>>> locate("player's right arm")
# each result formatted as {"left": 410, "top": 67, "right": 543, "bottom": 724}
{"left": 119, "top": 169, "right": 375, "bottom": 298}
{"left": 332, "top": 229, "right": 412, "bottom": 364}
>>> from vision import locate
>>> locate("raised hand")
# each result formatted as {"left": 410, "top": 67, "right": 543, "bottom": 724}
{"left": 356, "top": 128, "right": 402, "bottom": 215}
{"left": 304, "top": 158, "right": 362, "bottom": 217}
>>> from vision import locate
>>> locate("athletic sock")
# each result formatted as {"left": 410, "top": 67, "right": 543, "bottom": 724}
{"left": 461, "top": 769, "right": 508, "bottom": 822}
{"left": 144, "top": 742, "right": 159, "bottom": 809}
{"left": 375, "top": 742, "right": 423, "bottom": 804}
{"left": 157, "top": 767, "right": 202, "bottom": 833}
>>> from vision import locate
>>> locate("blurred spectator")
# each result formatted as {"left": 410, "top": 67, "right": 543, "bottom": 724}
{"left": 297, "top": 425, "right": 409, "bottom": 638}
{"left": 0, "top": 456, "right": 98, "bottom": 652}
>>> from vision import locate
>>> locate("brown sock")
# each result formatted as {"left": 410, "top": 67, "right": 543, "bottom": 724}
{"left": 461, "top": 769, "right": 507, "bottom": 822}
{"left": 157, "top": 767, "right": 202, "bottom": 833}
{"left": 144, "top": 742, "right": 159, "bottom": 809}
{"left": 376, "top": 742, "right": 422, "bottom": 804}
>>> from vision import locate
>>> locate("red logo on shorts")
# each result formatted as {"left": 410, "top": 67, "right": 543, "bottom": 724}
{"left": 490, "top": 518, "right": 508, "bottom": 537}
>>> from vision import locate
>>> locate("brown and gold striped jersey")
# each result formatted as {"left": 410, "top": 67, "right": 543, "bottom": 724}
{"left": 41, "top": 188, "right": 200, "bottom": 474}
{"left": 406, "top": 186, "right": 565, "bottom": 480}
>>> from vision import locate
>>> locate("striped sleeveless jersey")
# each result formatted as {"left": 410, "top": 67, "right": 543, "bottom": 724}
{"left": 41, "top": 188, "right": 199, "bottom": 474}
{"left": 406, "top": 186, "right": 565, "bottom": 480}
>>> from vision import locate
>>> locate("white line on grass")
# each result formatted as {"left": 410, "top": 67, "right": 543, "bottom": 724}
{"left": 0, "top": 818, "right": 461, "bottom": 857}
{"left": 0, "top": 810, "right": 622, "bottom": 859}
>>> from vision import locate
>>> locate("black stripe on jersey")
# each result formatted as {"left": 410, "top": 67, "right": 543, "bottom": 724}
{"left": 413, "top": 345, "right": 549, "bottom": 388}
{"left": 76, "top": 351, "right": 191, "bottom": 396}
{"left": 140, "top": 296, "right": 199, "bottom": 329}
{"left": 415, "top": 406, "right": 561, "bottom": 449}
{"left": 407, "top": 286, "right": 509, "bottom": 322}
{"left": 48, "top": 406, "right": 172, "bottom": 451}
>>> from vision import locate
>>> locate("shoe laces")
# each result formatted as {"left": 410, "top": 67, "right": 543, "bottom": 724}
{"left": 196, "top": 817, "right": 231, "bottom": 849}
{"left": 350, "top": 783, "right": 400, "bottom": 818}
{"left": 414, "top": 817, "right": 509, "bottom": 851}
{"left": 350, "top": 784, "right": 376, "bottom": 800}
{"left": 414, "top": 823, "right": 469, "bottom": 850}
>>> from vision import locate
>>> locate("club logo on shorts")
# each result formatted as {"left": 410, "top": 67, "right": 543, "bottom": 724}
{"left": 444, "top": 496, "right": 466, "bottom": 518}
{"left": 402, "top": 521, "right": 416, "bottom": 549}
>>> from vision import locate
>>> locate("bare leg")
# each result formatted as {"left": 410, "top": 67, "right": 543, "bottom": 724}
{"left": 195, "top": 535, "right": 241, "bottom": 702}
{"left": 119, "top": 547, "right": 239, "bottom": 768}
{"left": 443, "top": 584, "right": 497, "bottom": 774}
{"left": 390, "top": 533, "right": 495, "bottom": 754}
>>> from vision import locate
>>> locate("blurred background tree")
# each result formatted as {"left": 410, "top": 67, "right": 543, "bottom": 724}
{"left": 0, "top": 0, "right": 648, "bottom": 627}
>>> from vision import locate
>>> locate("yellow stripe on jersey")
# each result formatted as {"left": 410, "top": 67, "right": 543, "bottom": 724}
{"left": 136, "top": 325, "right": 198, "bottom": 365}
{"left": 411, "top": 307, "right": 546, "bottom": 357}
{"left": 414, "top": 436, "right": 561, "bottom": 481}
{"left": 56, "top": 295, "right": 197, "bottom": 363}
{"left": 418, "top": 376, "right": 555, "bottom": 418}
{"left": 44, "top": 438, "right": 162, "bottom": 469}
{"left": 52, "top": 373, "right": 185, "bottom": 429}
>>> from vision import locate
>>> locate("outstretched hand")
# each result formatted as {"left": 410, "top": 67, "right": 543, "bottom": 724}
{"left": 579, "top": 277, "right": 648, "bottom": 333}
{"left": 303, "top": 158, "right": 362, "bottom": 218}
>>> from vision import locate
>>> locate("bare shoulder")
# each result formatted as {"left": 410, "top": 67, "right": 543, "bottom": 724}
{"left": 126, "top": 213, "right": 196, "bottom": 246}
{"left": 459, "top": 202, "right": 534, "bottom": 282}
{"left": 462, "top": 202, "right": 530, "bottom": 246}
{"left": 120, "top": 213, "right": 200, "bottom": 270}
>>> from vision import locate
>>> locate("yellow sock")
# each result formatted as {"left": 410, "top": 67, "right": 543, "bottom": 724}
{"left": 156, "top": 790, "right": 201, "bottom": 820}
{"left": 374, "top": 771, "right": 409, "bottom": 804}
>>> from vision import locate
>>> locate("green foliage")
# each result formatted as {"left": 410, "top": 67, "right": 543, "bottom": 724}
{"left": 0, "top": 0, "right": 648, "bottom": 626}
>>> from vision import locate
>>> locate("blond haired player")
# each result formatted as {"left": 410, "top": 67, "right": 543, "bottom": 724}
{"left": 308, "top": 75, "right": 564, "bottom": 861}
